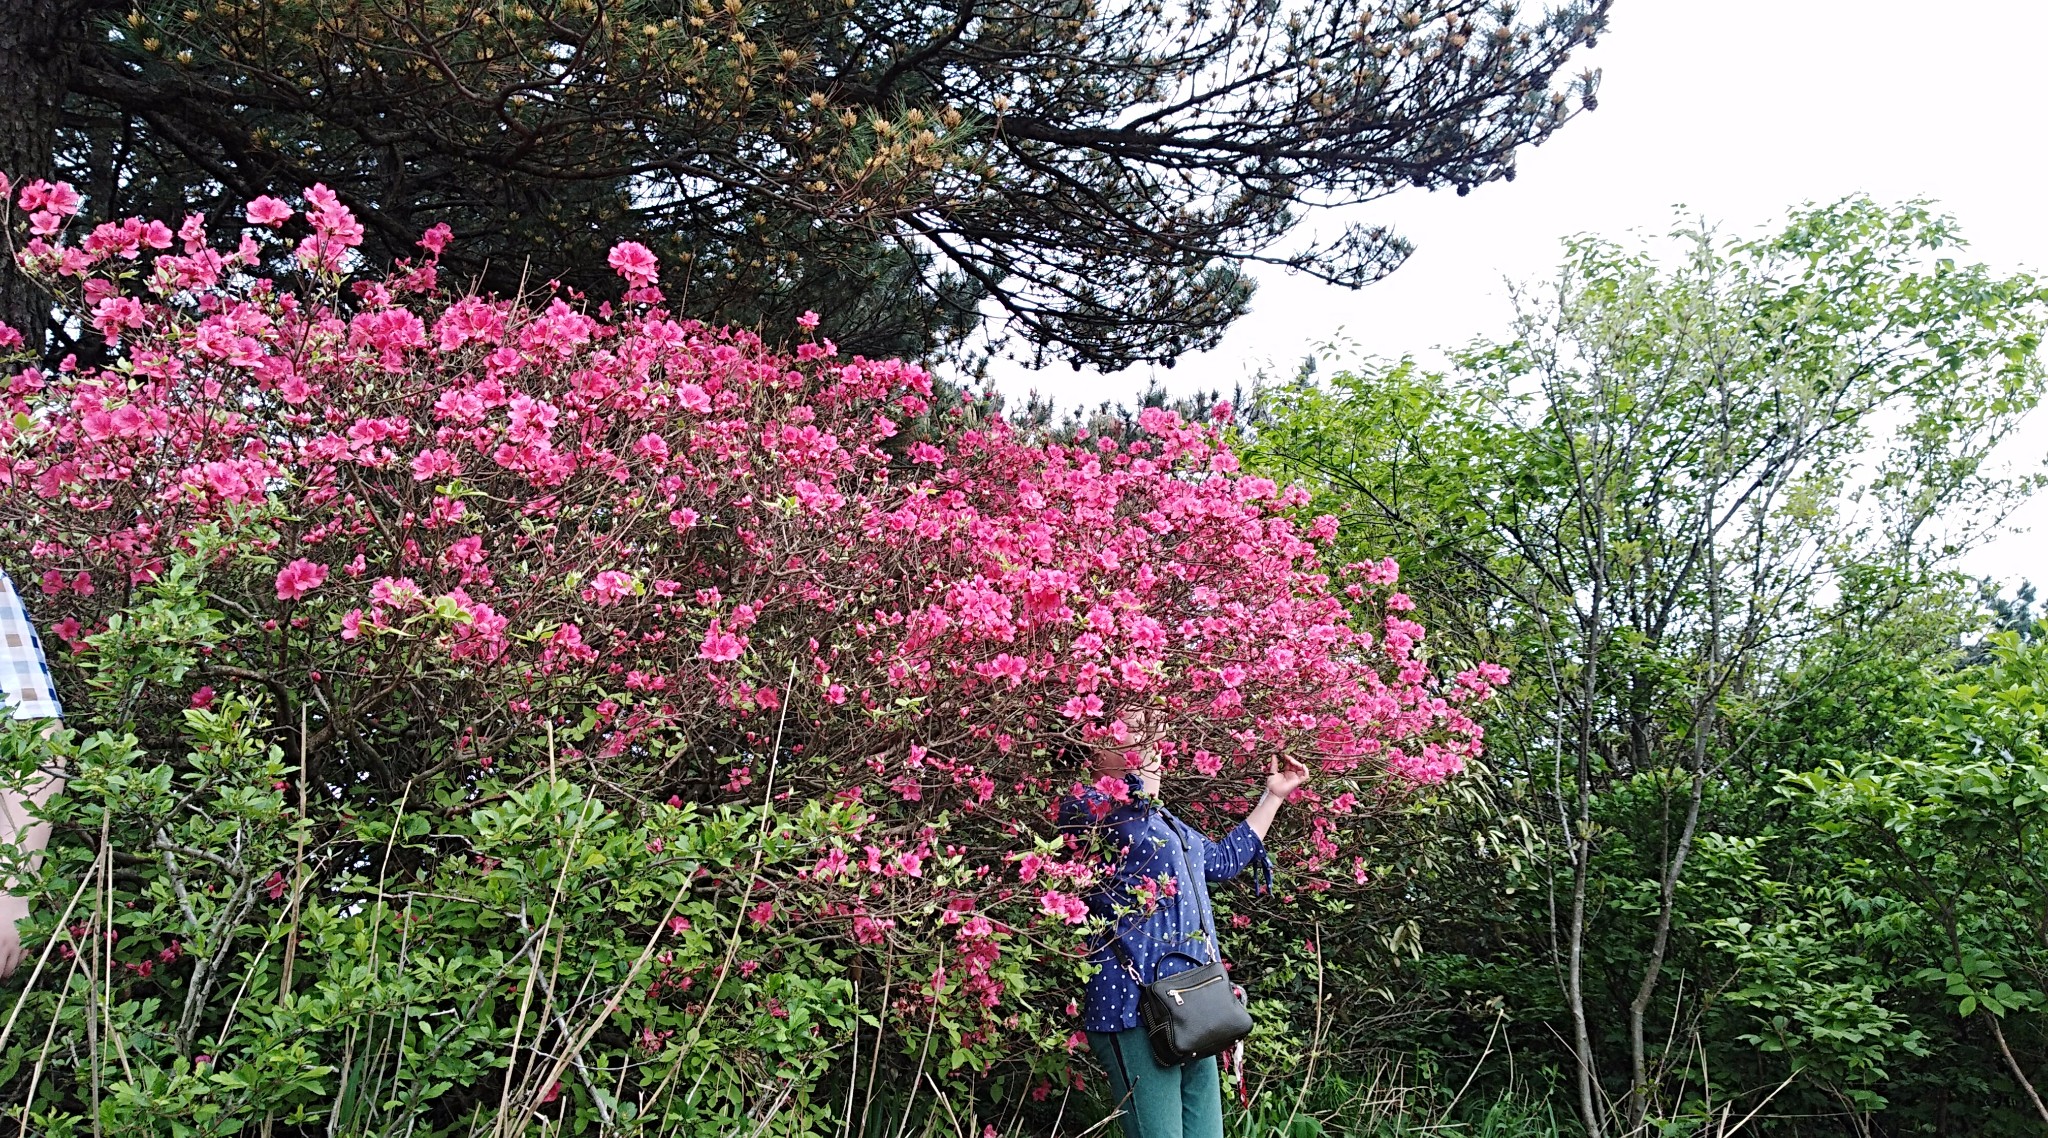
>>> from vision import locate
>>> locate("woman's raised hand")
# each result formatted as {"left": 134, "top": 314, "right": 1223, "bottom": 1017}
{"left": 1264, "top": 756, "right": 1311, "bottom": 799}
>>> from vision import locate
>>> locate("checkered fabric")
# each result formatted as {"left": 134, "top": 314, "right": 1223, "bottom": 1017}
{"left": 0, "top": 569, "right": 63, "bottom": 721}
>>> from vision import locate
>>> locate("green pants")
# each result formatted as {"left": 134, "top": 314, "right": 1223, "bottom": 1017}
{"left": 1087, "top": 1028, "right": 1223, "bottom": 1138}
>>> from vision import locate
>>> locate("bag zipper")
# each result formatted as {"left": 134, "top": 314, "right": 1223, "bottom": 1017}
{"left": 1168, "top": 974, "right": 1225, "bottom": 1004}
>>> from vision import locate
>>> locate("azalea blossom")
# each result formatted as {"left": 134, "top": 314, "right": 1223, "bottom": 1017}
{"left": 245, "top": 196, "right": 294, "bottom": 227}
{"left": 275, "top": 559, "right": 329, "bottom": 601}
{"left": 607, "top": 241, "right": 659, "bottom": 285}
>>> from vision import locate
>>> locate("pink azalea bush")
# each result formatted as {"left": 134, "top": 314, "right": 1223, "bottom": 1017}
{"left": 0, "top": 173, "right": 1495, "bottom": 1118}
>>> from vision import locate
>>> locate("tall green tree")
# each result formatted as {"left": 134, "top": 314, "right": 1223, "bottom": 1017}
{"left": 1248, "top": 199, "right": 2048, "bottom": 1134}
{"left": 0, "top": 0, "right": 1607, "bottom": 366}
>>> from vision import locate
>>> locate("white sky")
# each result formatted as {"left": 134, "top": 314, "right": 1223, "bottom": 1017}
{"left": 973, "top": 0, "right": 2048, "bottom": 588}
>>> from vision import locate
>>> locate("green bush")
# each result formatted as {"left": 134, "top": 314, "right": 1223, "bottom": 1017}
{"left": 0, "top": 558, "right": 1058, "bottom": 1136}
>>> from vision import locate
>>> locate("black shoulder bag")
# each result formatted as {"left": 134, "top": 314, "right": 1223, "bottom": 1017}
{"left": 1108, "top": 811, "right": 1253, "bottom": 1067}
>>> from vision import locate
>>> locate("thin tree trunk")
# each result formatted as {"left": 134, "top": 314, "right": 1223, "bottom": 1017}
{"left": 1986, "top": 1011, "right": 2048, "bottom": 1125}
{"left": 0, "top": 0, "right": 82, "bottom": 350}
{"left": 1627, "top": 752, "right": 1707, "bottom": 1124}
{"left": 1568, "top": 801, "right": 1603, "bottom": 1138}
{"left": 1568, "top": 594, "right": 1606, "bottom": 1138}
{"left": 1629, "top": 488, "right": 1730, "bottom": 1128}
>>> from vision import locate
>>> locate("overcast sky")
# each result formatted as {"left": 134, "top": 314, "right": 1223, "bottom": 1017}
{"left": 975, "top": 0, "right": 2048, "bottom": 587}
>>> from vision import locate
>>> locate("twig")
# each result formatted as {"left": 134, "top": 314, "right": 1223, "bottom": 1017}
{"left": 1284, "top": 920, "right": 1326, "bottom": 1132}
{"left": 14, "top": 939, "right": 85, "bottom": 1138}
{"left": 837, "top": 974, "right": 861, "bottom": 1138}
{"left": 552, "top": 1011, "right": 618, "bottom": 1130}
{"left": 891, "top": 944, "right": 946, "bottom": 1138}
{"left": 677, "top": 662, "right": 802, "bottom": 1112}
{"left": 492, "top": 786, "right": 595, "bottom": 1138}
{"left": 98, "top": 826, "right": 137, "bottom": 1084}
{"left": 0, "top": 853, "right": 97, "bottom": 1057}
{"left": 279, "top": 707, "right": 310, "bottom": 1003}
{"left": 175, "top": 873, "right": 259, "bottom": 1054}
{"left": 1717, "top": 1069, "right": 1799, "bottom": 1137}
{"left": 743, "top": 1076, "right": 798, "bottom": 1138}
{"left": 1435, "top": 1003, "right": 1505, "bottom": 1123}
{"left": 154, "top": 835, "right": 200, "bottom": 927}
{"left": 858, "top": 949, "right": 894, "bottom": 1138}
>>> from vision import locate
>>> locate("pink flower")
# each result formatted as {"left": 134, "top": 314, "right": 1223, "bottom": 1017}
{"left": 369, "top": 577, "right": 423, "bottom": 608}
{"left": 1038, "top": 891, "right": 1090, "bottom": 924}
{"left": 1060, "top": 694, "right": 1104, "bottom": 719}
{"left": 410, "top": 448, "right": 462, "bottom": 481}
{"left": 632, "top": 433, "right": 670, "bottom": 464}
{"left": 245, "top": 196, "right": 294, "bottom": 227}
{"left": 581, "top": 570, "right": 636, "bottom": 606}
{"left": 797, "top": 310, "right": 821, "bottom": 330}
{"left": 607, "top": 241, "right": 659, "bottom": 285}
{"left": 813, "top": 848, "right": 850, "bottom": 878}
{"left": 17, "top": 180, "right": 82, "bottom": 216}
{"left": 698, "top": 620, "right": 745, "bottom": 662}
{"left": 418, "top": 223, "right": 453, "bottom": 254}
{"left": 274, "top": 559, "right": 329, "bottom": 601}
{"left": 1017, "top": 853, "right": 1046, "bottom": 883}
{"left": 189, "top": 686, "right": 216, "bottom": 709}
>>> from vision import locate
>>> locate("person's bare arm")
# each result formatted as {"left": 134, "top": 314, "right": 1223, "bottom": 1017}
{"left": 0, "top": 723, "right": 66, "bottom": 978}
{"left": 1244, "top": 756, "right": 1310, "bottom": 841}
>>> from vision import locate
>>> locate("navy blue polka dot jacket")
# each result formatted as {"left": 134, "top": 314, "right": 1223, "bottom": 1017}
{"left": 1058, "top": 776, "right": 1272, "bottom": 1033}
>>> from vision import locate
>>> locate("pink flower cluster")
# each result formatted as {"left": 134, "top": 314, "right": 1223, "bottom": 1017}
{"left": 0, "top": 175, "right": 1499, "bottom": 1055}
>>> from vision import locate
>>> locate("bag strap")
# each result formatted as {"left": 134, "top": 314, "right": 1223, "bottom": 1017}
{"left": 1161, "top": 809, "right": 1222, "bottom": 968}
{"left": 1106, "top": 925, "right": 1147, "bottom": 984}
{"left": 1099, "top": 804, "right": 1226, "bottom": 982}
